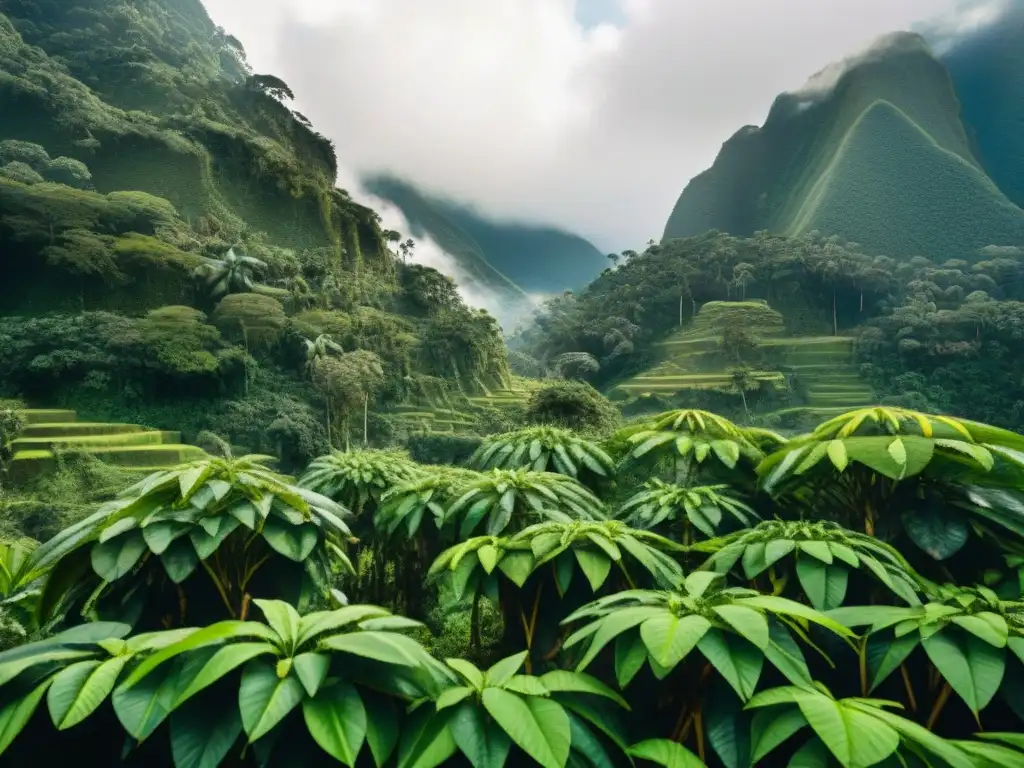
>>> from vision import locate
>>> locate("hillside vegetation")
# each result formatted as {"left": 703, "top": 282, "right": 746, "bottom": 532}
{"left": 0, "top": 0, "right": 519, "bottom": 476}
{"left": 663, "top": 32, "right": 1024, "bottom": 261}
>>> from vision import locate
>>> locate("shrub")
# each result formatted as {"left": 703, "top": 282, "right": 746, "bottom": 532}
{"left": 524, "top": 380, "right": 620, "bottom": 434}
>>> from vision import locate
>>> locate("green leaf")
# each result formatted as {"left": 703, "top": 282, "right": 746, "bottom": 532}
{"left": 902, "top": 507, "right": 970, "bottom": 561}
{"left": 706, "top": 682, "right": 751, "bottom": 768}
{"left": 735, "top": 595, "right": 854, "bottom": 637}
{"left": 477, "top": 544, "right": 499, "bottom": 574}
{"left": 764, "top": 539, "right": 796, "bottom": 568}
{"left": 112, "top": 659, "right": 178, "bottom": 741}
{"left": 614, "top": 632, "right": 648, "bottom": 688}
{"left": 47, "top": 656, "right": 127, "bottom": 730}
{"left": 868, "top": 632, "right": 920, "bottom": 692}
{"left": 170, "top": 700, "right": 243, "bottom": 768}
{"left": 796, "top": 557, "right": 849, "bottom": 612}
{"left": 497, "top": 551, "right": 534, "bottom": 587}
{"left": 640, "top": 614, "right": 711, "bottom": 668}
{"left": 572, "top": 606, "right": 662, "bottom": 671}
{"left": 539, "top": 670, "right": 630, "bottom": 709}
{"left": 503, "top": 675, "right": 550, "bottom": 696}
{"left": 292, "top": 652, "right": 330, "bottom": 698}
{"left": 486, "top": 651, "right": 527, "bottom": 687}
{"left": 303, "top": 681, "right": 366, "bottom": 767}
{"left": 397, "top": 709, "right": 457, "bottom": 768}
{"left": 712, "top": 605, "right": 770, "bottom": 650}
{"left": 261, "top": 518, "right": 318, "bottom": 562}
{"left": 321, "top": 632, "right": 429, "bottom": 668}
{"left": 446, "top": 658, "right": 485, "bottom": 689}
{"left": 238, "top": 661, "right": 305, "bottom": 741}
{"left": 575, "top": 549, "right": 612, "bottom": 592}
{"left": 628, "top": 738, "right": 704, "bottom": 767}
{"left": 173, "top": 643, "right": 274, "bottom": 708}
{"left": 449, "top": 700, "right": 512, "bottom": 768}
{"left": 364, "top": 694, "right": 400, "bottom": 768}
{"left": 922, "top": 631, "right": 1005, "bottom": 715}
{"left": 697, "top": 628, "right": 763, "bottom": 701}
{"left": 254, "top": 599, "right": 302, "bottom": 650}
{"left": 749, "top": 706, "right": 807, "bottom": 763}
{"left": 952, "top": 614, "right": 1008, "bottom": 648}
{"left": 826, "top": 440, "right": 848, "bottom": 471}
{"left": 161, "top": 537, "right": 199, "bottom": 584}
{"left": 90, "top": 532, "right": 147, "bottom": 582}
{"left": 684, "top": 570, "right": 721, "bottom": 597}
{"left": 436, "top": 687, "right": 474, "bottom": 710}
{"left": 482, "top": 688, "right": 569, "bottom": 768}
{"left": 0, "top": 680, "right": 52, "bottom": 755}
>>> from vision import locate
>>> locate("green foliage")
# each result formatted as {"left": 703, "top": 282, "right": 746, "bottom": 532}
{"left": 621, "top": 481, "right": 758, "bottom": 542}
{"left": 37, "top": 454, "right": 354, "bottom": 630}
{"left": 300, "top": 449, "right": 422, "bottom": 516}
{"left": 445, "top": 469, "right": 605, "bottom": 539}
{"left": 469, "top": 427, "right": 614, "bottom": 486}
{"left": 523, "top": 380, "right": 621, "bottom": 434}
{"left": 0, "top": 161, "right": 42, "bottom": 185}
{"left": 195, "top": 247, "right": 266, "bottom": 299}
{"left": 212, "top": 293, "right": 286, "bottom": 347}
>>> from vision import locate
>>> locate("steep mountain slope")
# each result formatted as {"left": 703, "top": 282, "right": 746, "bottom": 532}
{"left": 365, "top": 175, "right": 607, "bottom": 294}
{"left": 362, "top": 175, "right": 531, "bottom": 316}
{"left": 941, "top": 4, "right": 1024, "bottom": 208}
{"left": 663, "top": 32, "right": 1024, "bottom": 260}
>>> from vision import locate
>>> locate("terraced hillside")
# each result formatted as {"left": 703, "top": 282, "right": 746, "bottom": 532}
{"left": 663, "top": 32, "right": 1024, "bottom": 261}
{"left": 613, "top": 302, "right": 874, "bottom": 416}
{"left": 8, "top": 408, "right": 205, "bottom": 482}
{"left": 385, "top": 377, "right": 544, "bottom": 435}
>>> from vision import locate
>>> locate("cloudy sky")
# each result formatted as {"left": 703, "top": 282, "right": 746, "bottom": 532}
{"left": 202, "top": 0, "right": 1009, "bottom": 253}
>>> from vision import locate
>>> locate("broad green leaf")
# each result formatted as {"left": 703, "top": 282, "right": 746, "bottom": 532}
{"left": 868, "top": 632, "right": 920, "bottom": 692}
{"left": 47, "top": 656, "right": 127, "bottom": 730}
{"left": 713, "top": 605, "right": 770, "bottom": 650}
{"left": 254, "top": 599, "right": 301, "bottom": 650}
{"left": 796, "top": 557, "right": 848, "bottom": 612}
{"left": 261, "top": 518, "right": 318, "bottom": 562}
{"left": 292, "top": 652, "right": 330, "bottom": 698}
{"left": 628, "top": 738, "right": 704, "bottom": 767}
{"left": 295, "top": 606, "right": 392, "bottom": 647}
{"left": 161, "top": 537, "right": 200, "bottom": 584}
{"left": 764, "top": 539, "right": 796, "bottom": 568}
{"left": 0, "top": 680, "right": 51, "bottom": 755}
{"left": 303, "top": 681, "right": 366, "bottom": 767}
{"left": 449, "top": 700, "right": 512, "bottom": 768}
{"left": 446, "top": 658, "right": 485, "bottom": 689}
{"left": 539, "top": 670, "right": 630, "bottom": 709}
{"left": 503, "top": 675, "right": 550, "bottom": 697}
{"left": 436, "top": 687, "right": 474, "bottom": 710}
{"left": 640, "top": 614, "right": 711, "bottom": 668}
{"left": 486, "top": 651, "right": 527, "bottom": 688}
{"left": 497, "top": 551, "right": 534, "bottom": 587}
{"left": 90, "top": 532, "right": 147, "bottom": 582}
{"left": 321, "top": 632, "right": 429, "bottom": 668}
{"left": 572, "top": 606, "right": 663, "bottom": 671}
{"left": 902, "top": 507, "right": 970, "bottom": 561}
{"left": 364, "top": 693, "right": 400, "bottom": 767}
{"left": 826, "top": 440, "right": 848, "bottom": 471}
{"left": 706, "top": 682, "right": 751, "bottom": 768}
{"left": 575, "top": 549, "right": 612, "bottom": 592}
{"left": 170, "top": 700, "right": 243, "bottom": 768}
{"left": 482, "top": 688, "right": 569, "bottom": 768}
{"left": 614, "top": 632, "right": 647, "bottom": 688}
{"left": 112, "top": 660, "right": 178, "bottom": 741}
{"left": 698, "top": 629, "right": 763, "bottom": 701}
{"left": 238, "top": 661, "right": 305, "bottom": 741}
{"left": 735, "top": 595, "right": 854, "bottom": 637}
{"left": 567, "top": 710, "right": 616, "bottom": 768}
{"left": 174, "top": 643, "right": 274, "bottom": 707}
{"left": 749, "top": 706, "right": 807, "bottom": 763}
{"left": 397, "top": 709, "right": 457, "bottom": 768}
{"left": 952, "top": 615, "right": 1007, "bottom": 648}
{"left": 684, "top": 570, "right": 720, "bottom": 598}
{"left": 922, "top": 632, "right": 1005, "bottom": 715}
{"left": 477, "top": 544, "right": 499, "bottom": 574}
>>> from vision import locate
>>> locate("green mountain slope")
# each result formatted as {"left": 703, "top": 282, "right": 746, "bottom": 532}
{"left": 365, "top": 175, "right": 606, "bottom": 294}
{"left": 663, "top": 32, "right": 1024, "bottom": 260}
{"left": 941, "top": 4, "right": 1024, "bottom": 208}
{"left": 363, "top": 175, "right": 530, "bottom": 311}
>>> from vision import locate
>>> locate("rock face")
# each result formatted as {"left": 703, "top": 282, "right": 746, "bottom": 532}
{"left": 663, "top": 31, "right": 1024, "bottom": 260}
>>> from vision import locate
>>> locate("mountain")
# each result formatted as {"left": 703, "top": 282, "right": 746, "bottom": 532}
{"left": 941, "top": 3, "right": 1024, "bottom": 209}
{"left": 663, "top": 31, "right": 1024, "bottom": 260}
{"left": 0, "top": 0, "right": 513, "bottom": 470}
{"left": 365, "top": 175, "right": 607, "bottom": 295}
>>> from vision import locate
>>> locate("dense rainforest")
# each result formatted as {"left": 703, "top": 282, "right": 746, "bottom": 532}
{"left": 3, "top": 0, "right": 1024, "bottom": 767}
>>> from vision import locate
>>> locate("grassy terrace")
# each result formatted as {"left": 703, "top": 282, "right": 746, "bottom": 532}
{"left": 9, "top": 409, "right": 205, "bottom": 482}
{"left": 386, "top": 377, "right": 544, "bottom": 435}
{"left": 616, "top": 309, "right": 875, "bottom": 412}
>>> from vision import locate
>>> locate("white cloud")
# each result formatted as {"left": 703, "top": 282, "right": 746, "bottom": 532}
{"left": 202, "top": 0, "right": 1006, "bottom": 254}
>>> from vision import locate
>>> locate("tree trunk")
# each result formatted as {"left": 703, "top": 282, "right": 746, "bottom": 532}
{"left": 363, "top": 394, "right": 369, "bottom": 446}
{"left": 832, "top": 285, "right": 838, "bottom": 336}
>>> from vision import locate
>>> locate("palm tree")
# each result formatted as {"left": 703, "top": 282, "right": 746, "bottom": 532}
{"left": 194, "top": 246, "right": 267, "bottom": 299}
